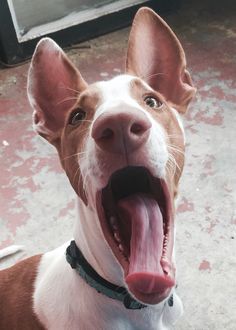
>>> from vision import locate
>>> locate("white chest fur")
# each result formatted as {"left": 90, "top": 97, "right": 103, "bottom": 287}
{"left": 33, "top": 243, "right": 183, "bottom": 330}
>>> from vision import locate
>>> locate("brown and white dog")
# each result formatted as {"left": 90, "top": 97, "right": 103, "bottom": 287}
{"left": 0, "top": 8, "right": 195, "bottom": 330}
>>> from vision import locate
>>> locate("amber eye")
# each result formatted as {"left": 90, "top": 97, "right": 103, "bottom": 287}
{"left": 144, "top": 96, "right": 162, "bottom": 109}
{"left": 69, "top": 109, "right": 86, "bottom": 125}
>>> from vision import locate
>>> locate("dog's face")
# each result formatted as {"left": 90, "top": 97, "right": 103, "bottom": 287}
{"left": 28, "top": 8, "right": 195, "bottom": 305}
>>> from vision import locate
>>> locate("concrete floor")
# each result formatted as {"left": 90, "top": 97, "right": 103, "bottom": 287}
{"left": 0, "top": 1, "right": 236, "bottom": 329}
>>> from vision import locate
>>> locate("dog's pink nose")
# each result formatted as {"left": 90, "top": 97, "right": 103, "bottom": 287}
{"left": 92, "top": 109, "right": 151, "bottom": 154}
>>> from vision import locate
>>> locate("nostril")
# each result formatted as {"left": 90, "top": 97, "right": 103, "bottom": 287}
{"left": 101, "top": 128, "right": 114, "bottom": 139}
{"left": 131, "top": 123, "right": 146, "bottom": 135}
{"left": 92, "top": 110, "right": 151, "bottom": 153}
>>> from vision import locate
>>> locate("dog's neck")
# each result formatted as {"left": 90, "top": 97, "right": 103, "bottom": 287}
{"left": 73, "top": 197, "right": 124, "bottom": 286}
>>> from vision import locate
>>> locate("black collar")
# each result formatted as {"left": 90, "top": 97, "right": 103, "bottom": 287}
{"left": 66, "top": 240, "right": 147, "bottom": 310}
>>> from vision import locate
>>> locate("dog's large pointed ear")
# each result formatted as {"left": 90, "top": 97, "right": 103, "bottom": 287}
{"left": 27, "top": 38, "right": 87, "bottom": 146}
{"left": 126, "top": 8, "right": 196, "bottom": 113}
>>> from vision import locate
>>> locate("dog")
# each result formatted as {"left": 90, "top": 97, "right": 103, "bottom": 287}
{"left": 0, "top": 7, "right": 195, "bottom": 330}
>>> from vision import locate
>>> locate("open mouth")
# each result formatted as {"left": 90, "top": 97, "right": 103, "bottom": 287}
{"left": 96, "top": 166, "right": 175, "bottom": 304}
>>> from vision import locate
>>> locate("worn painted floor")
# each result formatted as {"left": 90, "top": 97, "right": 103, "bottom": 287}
{"left": 0, "top": 1, "right": 235, "bottom": 329}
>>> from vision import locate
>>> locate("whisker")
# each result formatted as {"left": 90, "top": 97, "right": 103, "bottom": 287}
{"left": 58, "top": 86, "right": 82, "bottom": 95}
{"left": 167, "top": 145, "right": 185, "bottom": 157}
{"left": 82, "top": 120, "right": 93, "bottom": 123}
{"left": 56, "top": 96, "right": 79, "bottom": 106}
{"left": 62, "top": 151, "right": 88, "bottom": 162}
{"left": 141, "top": 72, "right": 167, "bottom": 82}
{"left": 72, "top": 166, "right": 81, "bottom": 187}
{"left": 75, "top": 170, "right": 88, "bottom": 201}
{"left": 166, "top": 163, "right": 174, "bottom": 180}
{"left": 74, "top": 126, "right": 93, "bottom": 136}
{"left": 166, "top": 134, "right": 183, "bottom": 139}
{"left": 82, "top": 171, "right": 89, "bottom": 196}
{"left": 166, "top": 156, "right": 176, "bottom": 177}
{"left": 168, "top": 153, "right": 181, "bottom": 173}
{"left": 166, "top": 150, "right": 182, "bottom": 181}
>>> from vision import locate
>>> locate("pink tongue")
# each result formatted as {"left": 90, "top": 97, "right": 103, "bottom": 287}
{"left": 117, "top": 194, "right": 174, "bottom": 294}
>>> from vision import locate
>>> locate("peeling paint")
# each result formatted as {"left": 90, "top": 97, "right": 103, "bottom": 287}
{"left": 6, "top": 213, "right": 29, "bottom": 236}
{"left": 231, "top": 218, "right": 236, "bottom": 225}
{"left": 223, "top": 183, "right": 233, "bottom": 193}
{"left": 206, "top": 219, "right": 219, "bottom": 234}
{"left": 193, "top": 109, "right": 224, "bottom": 126}
{"left": 177, "top": 197, "right": 194, "bottom": 213}
{"left": 185, "top": 124, "right": 198, "bottom": 134}
{"left": 199, "top": 260, "right": 212, "bottom": 271}
{"left": 0, "top": 237, "right": 13, "bottom": 249}
{"left": 58, "top": 200, "right": 75, "bottom": 218}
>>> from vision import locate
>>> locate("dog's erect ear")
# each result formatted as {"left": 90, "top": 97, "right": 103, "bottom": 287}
{"left": 27, "top": 38, "right": 87, "bottom": 146}
{"left": 126, "top": 7, "right": 196, "bottom": 113}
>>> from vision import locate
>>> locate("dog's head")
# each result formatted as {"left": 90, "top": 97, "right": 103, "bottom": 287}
{"left": 28, "top": 8, "right": 195, "bottom": 305}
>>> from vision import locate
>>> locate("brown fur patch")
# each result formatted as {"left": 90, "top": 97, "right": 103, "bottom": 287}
{"left": 60, "top": 85, "right": 102, "bottom": 203}
{"left": 0, "top": 255, "right": 45, "bottom": 329}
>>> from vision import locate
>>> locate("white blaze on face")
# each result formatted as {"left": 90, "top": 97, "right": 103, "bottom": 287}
{"left": 94, "top": 75, "right": 144, "bottom": 119}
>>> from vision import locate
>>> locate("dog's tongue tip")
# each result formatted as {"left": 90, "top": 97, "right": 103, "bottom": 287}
{"left": 125, "top": 272, "right": 175, "bottom": 294}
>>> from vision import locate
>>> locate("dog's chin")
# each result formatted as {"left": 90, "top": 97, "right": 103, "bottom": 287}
{"left": 96, "top": 166, "right": 176, "bottom": 305}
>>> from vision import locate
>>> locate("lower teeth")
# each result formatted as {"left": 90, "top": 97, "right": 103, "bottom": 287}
{"left": 118, "top": 244, "right": 124, "bottom": 252}
{"left": 114, "top": 232, "right": 121, "bottom": 242}
{"left": 108, "top": 216, "right": 127, "bottom": 257}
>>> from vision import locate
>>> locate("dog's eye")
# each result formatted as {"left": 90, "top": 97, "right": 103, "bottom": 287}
{"left": 144, "top": 96, "right": 162, "bottom": 109}
{"left": 69, "top": 109, "right": 86, "bottom": 125}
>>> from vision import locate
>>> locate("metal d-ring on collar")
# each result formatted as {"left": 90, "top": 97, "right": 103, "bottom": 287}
{"left": 66, "top": 240, "right": 174, "bottom": 310}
